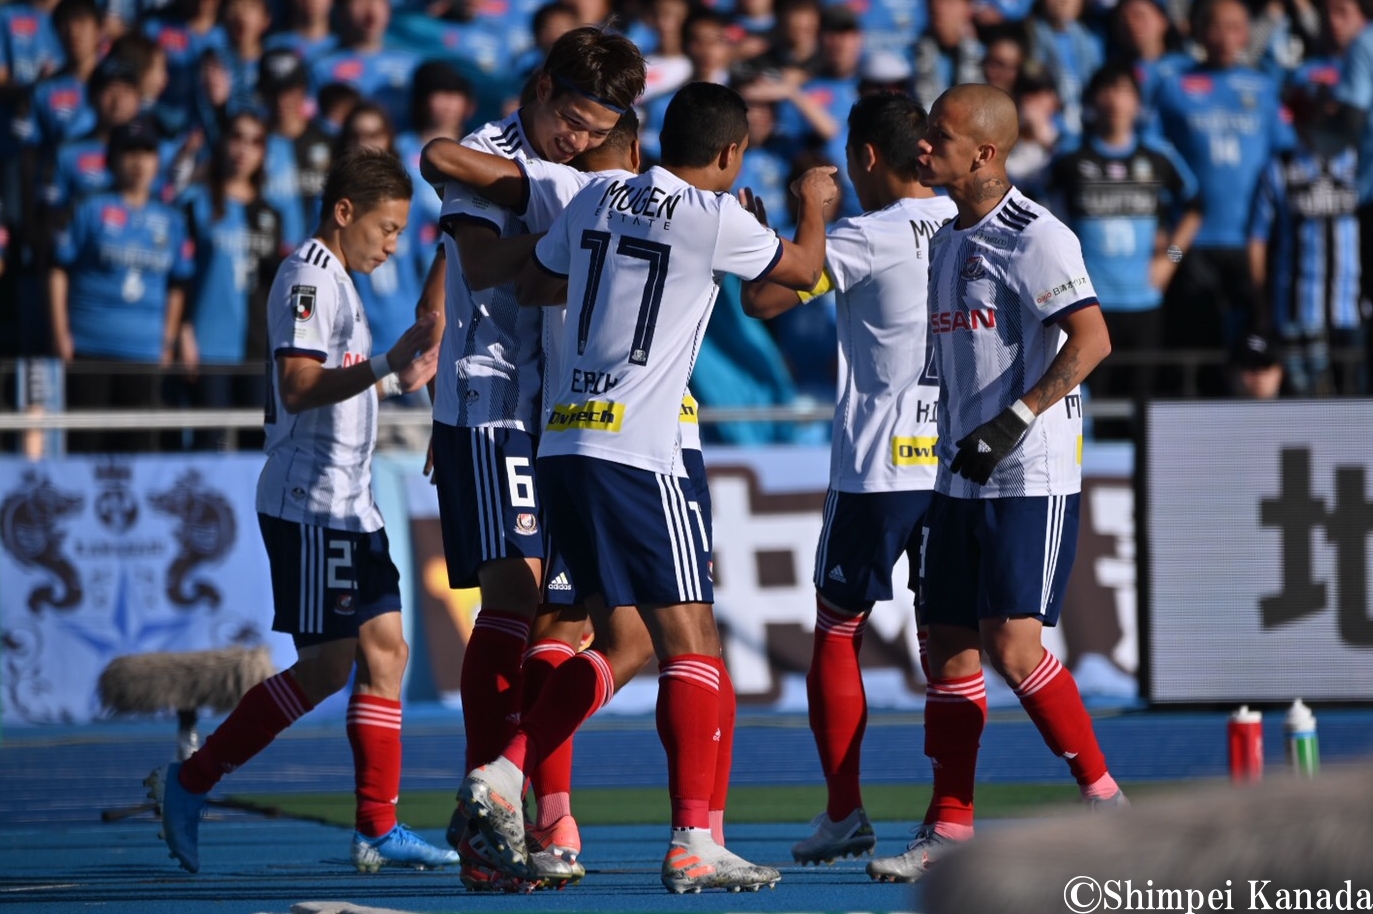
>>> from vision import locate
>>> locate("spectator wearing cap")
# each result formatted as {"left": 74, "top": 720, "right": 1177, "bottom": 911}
{"left": 309, "top": 0, "right": 420, "bottom": 130}
{"left": 396, "top": 61, "right": 473, "bottom": 242}
{"left": 1109, "top": 0, "right": 1192, "bottom": 107}
{"left": 1248, "top": 76, "right": 1363, "bottom": 395}
{"left": 141, "top": 0, "right": 230, "bottom": 134}
{"left": 857, "top": 49, "right": 914, "bottom": 95}
{"left": 1154, "top": 0, "right": 1291, "bottom": 395}
{"left": 912, "top": 0, "right": 984, "bottom": 109}
{"left": 180, "top": 109, "right": 280, "bottom": 449}
{"left": 49, "top": 116, "right": 195, "bottom": 452}
{"left": 1026, "top": 0, "right": 1105, "bottom": 136}
{"left": 1228, "top": 330, "right": 1284, "bottom": 398}
{"left": 262, "top": 0, "right": 337, "bottom": 64}
{"left": 259, "top": 47, "right": 333, "bottom": 247}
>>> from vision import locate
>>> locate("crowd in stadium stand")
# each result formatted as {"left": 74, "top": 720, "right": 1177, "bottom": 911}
{"left": 0, "top": 0, "right": 1369, "bottom": 452}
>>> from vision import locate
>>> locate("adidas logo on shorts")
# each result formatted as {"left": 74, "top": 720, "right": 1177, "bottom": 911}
{"left": 827, "top": 566, "right": 846, "bottom": 584}
{"left": 548, "top": 572, "right": 572, "bottom": 591}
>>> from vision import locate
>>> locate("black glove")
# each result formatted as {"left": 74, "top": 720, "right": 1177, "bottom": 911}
{"left": 950, "top": 403, "right": 1032, "bottom": 485}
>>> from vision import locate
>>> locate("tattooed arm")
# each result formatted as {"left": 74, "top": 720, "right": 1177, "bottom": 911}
{"left": 1021, "top": 305, "right": 1112, "bottom": 416}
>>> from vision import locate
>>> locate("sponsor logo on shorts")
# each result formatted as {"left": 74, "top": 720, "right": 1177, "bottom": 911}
{"left": 335, "top": 593, "right": 355, "bottom": 616}
{"left": 515, "top": 512, "right": 539, "bottom": 535}
{"left": 547, "top": 400, "right": 625, "bottom": 433}
{"left": 892, "top": 436, "right": 939, "bottom": 466}
{"left": 827, "top": 565, "right": 847, "bottom": 583}
{"left": 547, "top": 572, "right": 572, "bottom": 591}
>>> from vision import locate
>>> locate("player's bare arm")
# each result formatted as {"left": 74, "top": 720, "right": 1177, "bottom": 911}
{"left": 421, "top": 138, "right": 527, "bottom": 206}
{"left": 1021, "top": 305, "right": 1112, "bottom": 416}
{"left": 513, "top": 255, "right": 569, "bottom": 306}
{"left": 277, "top": 312, "right": 440, "bottom": 414}
{"left": 761, "top": 165, "right": 838, "bottom": 291}
{"left": 450, "top": 220, "right": 543, "bottom": 292}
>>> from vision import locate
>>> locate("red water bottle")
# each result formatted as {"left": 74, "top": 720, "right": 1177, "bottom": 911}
{"left": 1228, "top": 705, "right": 1264, "bottom": 783}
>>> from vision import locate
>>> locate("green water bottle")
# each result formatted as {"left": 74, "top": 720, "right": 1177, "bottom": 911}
{"left": 1284, "top": 699, "right": 1319, "bottom": 778}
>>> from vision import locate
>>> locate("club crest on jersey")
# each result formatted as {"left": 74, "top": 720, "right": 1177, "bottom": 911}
{"left": 515, "top": 512, "right": 539, "bottom": 536}
{"left": 335, "top": 593, "right": 355, "bottom": 615}
{"left": 290, "top": 284, "right": 317, "bottom": 321}
{"left": 961, "top": 255, "right": 986, "bottom": 279}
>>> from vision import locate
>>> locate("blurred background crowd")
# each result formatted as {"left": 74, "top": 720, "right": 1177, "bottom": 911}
{"left": 0, "top": 0, "right": 1369, "bottom": 453}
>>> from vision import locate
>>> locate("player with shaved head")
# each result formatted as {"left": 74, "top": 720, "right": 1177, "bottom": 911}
{"left": 865, "top": 84, "right": 1125, "bottom": 883}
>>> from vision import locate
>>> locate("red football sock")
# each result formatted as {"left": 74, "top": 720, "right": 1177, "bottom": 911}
{"left": 807, "top": 597, "right": 869, "bottom": 821}
{"left": 709, "top": 658, "right": 736, "bottom": 845}
{"left": 922, "top": 671, "right": 986, "bottom": 837}
{"left": 347, "top": 694, "right": 402, "bottom": 838}
{"left": 460, "top": 610, "right": 530, "bottom": 771}
{"left": 505, "top": 649, "right": 614, "bottom": 775}
{"left": 179, "top": 672, "right": 314, "bottom": 794}
{"left": 523, "top": 639, "right": 577, "bottom": 827}
{"left": 657, "top": 654, "right": 720, "bottom": 831}
{"left": 1014, "top": 650, "right": 1109, "bottom": 789}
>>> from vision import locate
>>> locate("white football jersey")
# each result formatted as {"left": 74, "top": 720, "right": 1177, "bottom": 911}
{"left": 433, "top": 113, "right": 542, "bottom": 431}
{"left": 927, "top": 188, "right": 1096, "bottom": 498}
{"left": 534, "top": 166, "right": 781, "bottom": 475}
{"left": 521, "top": 160, "right": 634, "bottom": 430}
{"left": 827, "top": 194, "right": 957, "bottom": 493}
{"left": 258, "top": 239, "right": 383, "bottom": 532}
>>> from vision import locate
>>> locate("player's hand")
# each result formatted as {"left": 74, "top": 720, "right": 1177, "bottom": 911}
{"left": 383, "top": 312, "right": 441, "bottom": 391}
{"left": 950, "top": 403, "right": 1032, "bottom": 485}
{"left": 791, "top": 166, "right": 839, "bottom": 210}
{"left": 738, "top": 187, "right": 770, "bottom": 227}
{"left": 423, "top": 434, "right": 437, "bottom": 484}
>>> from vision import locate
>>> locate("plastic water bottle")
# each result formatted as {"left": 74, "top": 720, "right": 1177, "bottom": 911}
{"left": 1285, "top": 699, "right": 1319, "bottom": 778}
{"left": 1227, "top": 706, "right": 1263, "bottom": 783}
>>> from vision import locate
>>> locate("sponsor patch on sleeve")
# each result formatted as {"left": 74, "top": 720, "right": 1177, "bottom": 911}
{"left": 1034, "top": 276, "right": 1090, "bottom": 306}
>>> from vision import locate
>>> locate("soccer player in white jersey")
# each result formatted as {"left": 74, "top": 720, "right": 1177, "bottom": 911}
{"left": 422, "top": 112, "right": 742, "bottom": 861}
{"left": 423, "top": 27, "right": 645, "bottom": 887}
{"left": 147, "top": 149, "right": 453, "bottom": 875}
{"left": 741, "top": 92, "right": 958, "bottom": 867}
{"left": 865, "top": 84, "right": 1125, "bottom": 884}
{"left": 454, "top": 81, "right": 838, "bottom": 894}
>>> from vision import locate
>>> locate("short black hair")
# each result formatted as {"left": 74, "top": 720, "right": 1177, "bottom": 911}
{"left": 658, "top": 82, "right": 749, "bottom": 167}
{"left": 845, "top": 91, "right": 927, "bottom": 181}
{"left": 53, "top": 0, "right": 100, "bottom": 29}
{"left": 1085, "top": 59, "right": 1140, "bottom": 101}
{"left": 541, "top": 26, "right": 647, "bottom": 115}
{"left": 319, "top": 147, "right": 413, "bottom": 221}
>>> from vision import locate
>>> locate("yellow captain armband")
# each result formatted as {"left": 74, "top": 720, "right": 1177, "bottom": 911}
{"left": 796, "top": 269, "right": 834, "bottom": 304}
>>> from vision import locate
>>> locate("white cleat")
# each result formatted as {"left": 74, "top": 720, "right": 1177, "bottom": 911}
{"left": 661, "top": 830, "right": 781, "bottom": 894}
{"left": 791, "top": 807, "right": 877, "bottom": 865}
{"left": 867, "top": 824, "right": 963, "bottom": 883}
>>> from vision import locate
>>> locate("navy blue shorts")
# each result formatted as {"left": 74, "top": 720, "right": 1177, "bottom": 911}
{"left": 432, "top": 423, "right": 550, "bottom": 590}
{"left": 813, "top": 488, "right": 933, "bottom": 609}
{"left": 918, "top": 492, "right": 1080, "bottom": 630}
{"left": 537, "top": 454, "right": 713, "bottom": 608}
{"left": 258, "top": 514, "right": 402, "bottom": 648}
